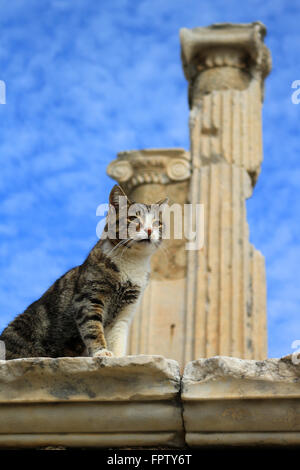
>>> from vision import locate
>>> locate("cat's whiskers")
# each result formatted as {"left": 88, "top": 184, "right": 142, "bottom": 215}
{"left": 107, "top": 238, "right": 130, "bottom": 257}
{"left": 118, "top": 241, "right": 132, "bottom": 261}
{"left": 110, "top": 237, "right": 134, "bottom": 261}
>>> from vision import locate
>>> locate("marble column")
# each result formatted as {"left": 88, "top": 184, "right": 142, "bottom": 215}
{"left": 106, "top": 22, "right": 271, "bottom": 366}
{"left": 180, "top": 22, "right": 271, "bottom": 362}
{"left": 107, "top": 149, "right": 191, "bottom": 363}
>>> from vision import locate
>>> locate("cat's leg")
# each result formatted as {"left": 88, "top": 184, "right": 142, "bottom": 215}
{"left": 105, "top": 304, "right": 137, "bottom": 357}
{"left": 106, "top": 320, "right": 129, "bottom": 357}
{"left": 74, "top": 294, "right": 113, "bottom": 357}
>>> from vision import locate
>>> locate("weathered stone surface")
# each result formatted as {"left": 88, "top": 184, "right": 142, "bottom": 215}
{"left": 180, "top": 22, "right": 270, "bottom": 66}
{"left": 107, "top": 148, "right": 191, "bottom": 194}
{"left": 182, "top": 356, "right": 300, "bottom": 400}
{"left": 0, "top": 355, "right": 180, "bottom": 403}
{"left": 0, "top": 355, "right": 300, "bottom": 448}
{"left": 182, "top": 356, "right": 300, "bottom": 446}
{"left": 184, "top": 163, "right": 267, "bottom": 362}
{"left": 0, "top": 355, "right": 184, "bottom": 448}
{"left": 180, "top": 22, "right": 270, "bottom": 363}
{"left": 180, "top": 22, "right": 271, "bottom": 106}
{"left": 0, "top": 432, "right": 183, "bottom": 449}
{"left": 106, "top": 23, "right": 271, "bottom": 366}
{"left": 187, "top": 432, "right": 300, "bottom": 447}
{"left": 0, "top": 402, "right": 181, "bottom": 433}
{"left": 129, "top": 278, "right": 187, "bottom": 365}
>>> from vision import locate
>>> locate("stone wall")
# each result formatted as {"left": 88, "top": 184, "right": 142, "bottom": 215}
{"left": 0, "top": 355, "right": 300, "bottom": 448}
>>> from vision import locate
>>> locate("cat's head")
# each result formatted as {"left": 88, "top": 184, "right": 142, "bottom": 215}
{"left": 105, "top": 185, "right": 168, "bottom": 255}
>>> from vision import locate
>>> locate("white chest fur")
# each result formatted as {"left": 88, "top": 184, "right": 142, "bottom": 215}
{"left": 102, "top": 241, "right": 152, "bottom": 355}
{"left": 102, "top": 239, "right": 151, "bottom": 290}
{"left": 117, "top": 255, "right": 150, "bottom": 290}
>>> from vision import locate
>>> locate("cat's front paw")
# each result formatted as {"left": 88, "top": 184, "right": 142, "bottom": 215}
{"left": 93, "top": 348, "right": 114, "bottom": 358}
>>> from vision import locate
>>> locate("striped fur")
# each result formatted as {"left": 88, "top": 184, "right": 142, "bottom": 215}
{"left": 0, "top": 185, "right": 167, "bottom": 359}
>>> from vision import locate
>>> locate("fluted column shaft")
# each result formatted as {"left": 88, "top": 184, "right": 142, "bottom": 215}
{"left": 180, "top": 22, "right": 271, "bottom": 362}
{"left": 106, "top": 22, "right": 271, "bottom": 367}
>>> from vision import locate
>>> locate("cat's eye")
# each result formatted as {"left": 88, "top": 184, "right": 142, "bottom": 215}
{"left": 128, "top": 216, "right": 139, "bottom": 223}
{"left": 128, "top": 217, "right": 141, "bottom": 232}
{"left": 131, "top": 209, "right": 142, "bottom": 218}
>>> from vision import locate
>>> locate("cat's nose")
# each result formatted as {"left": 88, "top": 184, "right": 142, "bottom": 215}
{"left": 147, "top": 228, "right": 152, "bottom": 238}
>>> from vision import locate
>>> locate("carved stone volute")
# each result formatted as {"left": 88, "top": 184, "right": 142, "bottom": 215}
{"left": 107, "top": 148, "right": 191, "bottom": 194}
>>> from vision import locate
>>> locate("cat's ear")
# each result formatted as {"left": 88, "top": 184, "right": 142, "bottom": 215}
{"left": 109, "top": 185, "right": 130, "bottom": 209}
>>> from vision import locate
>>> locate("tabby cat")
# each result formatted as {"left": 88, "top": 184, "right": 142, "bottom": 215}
{"left": 0, "top": 185, "right": 167, "bottom": 359}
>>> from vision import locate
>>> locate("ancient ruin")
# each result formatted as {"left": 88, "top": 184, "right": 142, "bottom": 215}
{"left": 1, "top": 22, "right": 299, "bottom": 449}
{"left": 107, "top": 21, "right": 271, "bottom": 366}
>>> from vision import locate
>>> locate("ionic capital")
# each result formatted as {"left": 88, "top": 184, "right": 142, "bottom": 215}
{"left": 107, "top": 148, "right": 191, "bottom": 192}
{"left": 180, "top": 22, "right": 271, "bottom": 106}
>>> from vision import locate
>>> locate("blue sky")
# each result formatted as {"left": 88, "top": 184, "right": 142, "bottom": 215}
{"left": 0, "top": 0, "right": 299, "bottom": 358}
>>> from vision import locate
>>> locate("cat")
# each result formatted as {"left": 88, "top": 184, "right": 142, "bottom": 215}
{"left": 0, "top": 185, "right": 167, "bottom": 359}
